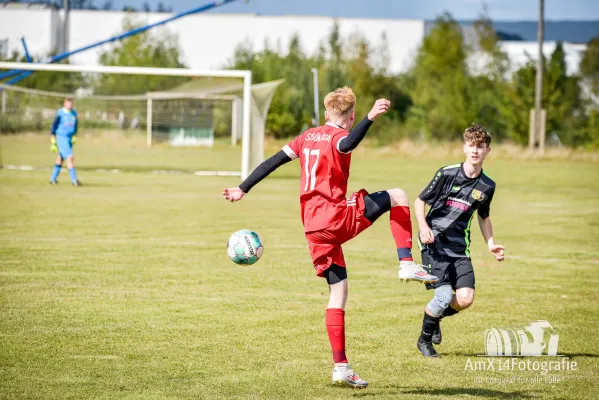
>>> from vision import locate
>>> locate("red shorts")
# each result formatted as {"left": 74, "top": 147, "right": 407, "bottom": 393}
{"left": 305, "top": 189, "right": 373, "bottom": 277}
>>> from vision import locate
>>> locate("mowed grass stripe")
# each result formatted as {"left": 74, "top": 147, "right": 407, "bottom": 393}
{"left": 1, "top": 135, "right": 598, "bottom": 399}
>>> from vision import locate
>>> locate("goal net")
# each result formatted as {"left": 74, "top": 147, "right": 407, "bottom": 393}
{"left": 0, "top": 63, "right": 280, "bottom": 179}
{"left": 146, "top": 92, "right": 242, "bottom": 148}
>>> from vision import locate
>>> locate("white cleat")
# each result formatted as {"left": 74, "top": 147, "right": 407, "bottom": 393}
{"left": 332, "top": 363, "right": 368, "bottom": 389}
{"left": 398, "top": 260, "right": 439, "bottom": 284}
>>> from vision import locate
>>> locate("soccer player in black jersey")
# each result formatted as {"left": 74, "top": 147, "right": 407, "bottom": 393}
{"left": 414, "top": 124, "right": 505, "bottom": 358}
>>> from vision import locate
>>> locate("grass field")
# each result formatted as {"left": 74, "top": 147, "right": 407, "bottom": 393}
{"left": 1, "top": 133, "right": 599, "bottom": 399}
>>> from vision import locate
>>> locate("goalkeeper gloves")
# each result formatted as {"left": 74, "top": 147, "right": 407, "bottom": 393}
{"left": 50, "top": 137, "right": 58, "bottom": 153}
{"left": 71, "top": 136, "right": 77, "bottom": 145}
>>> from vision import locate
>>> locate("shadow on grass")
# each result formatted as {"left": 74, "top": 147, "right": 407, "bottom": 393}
{"left": 437, "top": 351, "right": 599, "bottom": 359}
{"left": 78, "top": 165, "right": 196, "bottom": 174}
{"left": 564, "top": 353, "right": 599, "bottom": 358}
{"left": 48, "top": 181, "right": 114, "bottom": 188}
{"left": 351, "top": 387, "right": 533, "bottom": 399}
{"left": 432, "top": 352, "right": 484, "bottom": 357}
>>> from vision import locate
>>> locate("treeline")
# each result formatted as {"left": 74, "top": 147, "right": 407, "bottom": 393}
{"left": 3, "top": 12, "right": 598, "bottom": 147}
{"left": 0, "top": 16, "right": 188, "bottom": 134}
{"left": 229, "top": 13, "right": 599, "bottom": 147}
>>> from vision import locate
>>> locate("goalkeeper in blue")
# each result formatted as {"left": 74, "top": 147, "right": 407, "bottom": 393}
{"left": 49, "top": 98, "right": 81, "bottom": 186}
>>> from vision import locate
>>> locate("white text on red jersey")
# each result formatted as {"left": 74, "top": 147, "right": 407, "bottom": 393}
{"left": 305, "top": 133, "right": 332, "bottom": 142}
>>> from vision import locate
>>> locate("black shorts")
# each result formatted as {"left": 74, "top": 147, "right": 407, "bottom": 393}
{"left": 363, "top": 190, "right": 391, "bottom": 224}
{"left": 422, "top": 248, "right": 475, "bottom": 290}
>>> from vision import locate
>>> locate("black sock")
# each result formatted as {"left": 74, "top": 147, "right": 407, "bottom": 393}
{"left": 441, "top": 306, "right": 459, "bottom": 319}
{"left": 420, "top": 312, "right": 440, "bottom": 343}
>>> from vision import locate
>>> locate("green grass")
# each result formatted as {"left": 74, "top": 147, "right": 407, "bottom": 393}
{"left": 0, "top": 132, "right": 242, "bottom": 172}
{"left": 1, "top": 133, "right": 599, "bottom": 399}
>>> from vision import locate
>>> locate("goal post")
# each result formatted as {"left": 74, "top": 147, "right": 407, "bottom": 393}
{"left": 0, "top": 62, "right": 254, "bottom": 179}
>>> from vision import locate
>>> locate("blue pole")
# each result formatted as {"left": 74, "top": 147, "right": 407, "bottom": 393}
{"left": 0, "top": 37, "right": 32, "bottom": 81}
{"left": 7, "top": 38, "right": 33, "bottom": 85}
{"left": 0, "top": 0, "right": 242, "bottom": 83}
{"left": 21, "top": 37, "right": 33, "bottom": 63}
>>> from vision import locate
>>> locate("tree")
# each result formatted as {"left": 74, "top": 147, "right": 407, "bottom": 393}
{"left": 470, "top": 11, "right": 510, "bottom": 140}
{"left": 546, "top": 43, "right": 578, "bottom": 139}
{"left": 343, "top": 31, "right": 410, "bottom": 140}
{"left": 227, "top": 23, "right": 411, "bottom": 139}
{"left": 221, "top": 11, "right": 593, "bottom": 146}
{"left": 227, "top": 37, "right": 311, "bottom": 137}
{"left": 580, "top": 35, "right": 599, "bottom": 98}
{"left": 5, "top": 52, "right": 84, "bottom": 93}
{"left": 583, "top": 108, "right": 599, "bottom": 149}
{"left": 406, "top": 13, "right": 474, "bottom": 140}
{"left": 500, "top": 61, "right": 536, "bottom": 144}
{"left": 579, "top": 36, "right": 599, "bottom": 147}
{"left": 501, "top": 43, "right": 586, "bottom": 145}
{"left": 95, "top": 16, "right": 188, "bottom": 95}
{"left": 324, "top": 22, "right": 347, "bottom": 92}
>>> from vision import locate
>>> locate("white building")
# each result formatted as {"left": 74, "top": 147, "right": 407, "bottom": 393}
{"left": 0, "top": 4, "right": 588, "bottom": 76}
{"left": 0, "top": 5, "right": 425, "bottom": 73}
{"left": 470, "top": 41, "right": 587, "bottom": 77}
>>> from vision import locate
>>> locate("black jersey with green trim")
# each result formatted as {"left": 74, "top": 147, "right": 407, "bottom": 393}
{"left": 418, "top": 163, "right": 496, "bottom": 258}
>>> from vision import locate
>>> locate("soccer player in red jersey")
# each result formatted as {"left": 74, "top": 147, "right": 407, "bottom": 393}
{"left": 223, "top": 87, "right": 438, "bottom": 388}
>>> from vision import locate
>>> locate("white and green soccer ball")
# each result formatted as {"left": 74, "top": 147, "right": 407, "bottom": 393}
{"left": 227, "top": 229, "right": 264, "bottom": 265}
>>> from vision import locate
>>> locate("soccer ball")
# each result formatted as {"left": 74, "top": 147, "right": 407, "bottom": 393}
{"left": 227, "top": 229, "right": 264, "bottom": 265}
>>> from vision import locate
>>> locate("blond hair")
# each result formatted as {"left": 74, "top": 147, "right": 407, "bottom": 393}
{"left": 464, "top": 124, "right": 492, "bottom": 146}
{"left": 324, "top": 86, "right": 356, "bottom": 117}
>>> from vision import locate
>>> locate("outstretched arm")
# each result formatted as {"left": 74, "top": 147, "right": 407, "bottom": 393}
{"left": 478, "top": 215, "right": 504, "bottom": 262}
{"left": 337, "top": 117, "right": 373, "bottom": 153}
{"left": 222, "top": 150, "right": 293, "bottom": 202}
{"left": 337, "top": 98, "right": 390, "bottom": 153}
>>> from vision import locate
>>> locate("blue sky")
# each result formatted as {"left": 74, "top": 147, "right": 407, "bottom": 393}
{"left": 111, "top": 0, "right": 599, "bottom": 20}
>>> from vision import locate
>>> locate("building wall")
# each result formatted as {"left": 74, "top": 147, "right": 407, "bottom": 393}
{"left": 0, "top": 9, "right": 587, "bottom": 76}
{"left": 1, "top": 9, "right": 425, "bottom": 73}
{"left": 501, "top": 41, "right": 586, "bottom": 76}
{"left": 50, "top": 9, "right": 61, "bottom": 54}
{"left": 469, "top": 41, "right": 587, "bottom": 77}
{"left": 0, "top": 8, "right": 58, "bottom": 58}
{"left": 68, "top": 11, "right": 425, "bottom": 73}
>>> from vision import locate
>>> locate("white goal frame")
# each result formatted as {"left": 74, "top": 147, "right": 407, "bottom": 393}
{"left": 0, "top": 62, "right": 253, "bottom": 179}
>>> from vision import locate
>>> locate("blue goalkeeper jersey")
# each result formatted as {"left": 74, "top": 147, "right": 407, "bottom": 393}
{"left": 51, "top": 107, "right": 78, "bottom": 137}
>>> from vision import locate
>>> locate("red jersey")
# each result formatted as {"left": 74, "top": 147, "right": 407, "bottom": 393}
{"left": 283, "top": 123, "right": 352, "bottom": 232}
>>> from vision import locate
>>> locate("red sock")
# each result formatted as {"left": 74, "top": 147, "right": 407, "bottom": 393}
{"left": 326, "top": 308, "right": 347, "bottom": 363}
{"left": 390, "top": 206, "right": 413, "bottom": 261}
